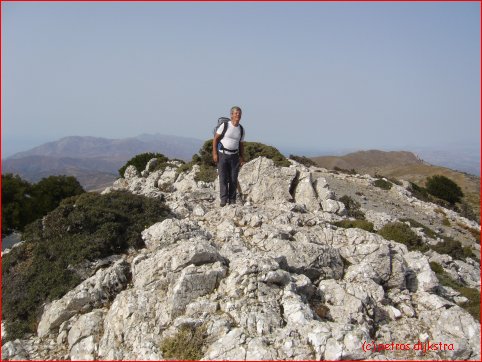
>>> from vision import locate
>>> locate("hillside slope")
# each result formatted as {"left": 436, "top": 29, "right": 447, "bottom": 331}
{"left": 312, "top": 150, "right": 480, "bottom": 220}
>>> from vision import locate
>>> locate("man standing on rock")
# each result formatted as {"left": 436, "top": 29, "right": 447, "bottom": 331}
{"left": 212, "top": 106, "right": 245, "bottom": 207}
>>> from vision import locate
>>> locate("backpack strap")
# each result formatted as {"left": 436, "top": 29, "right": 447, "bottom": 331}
{"left": 220, "top": 121, "right": 229, "bottom": 140}
{"left": 239, "top": 124, "right": 244, "bottom": 141}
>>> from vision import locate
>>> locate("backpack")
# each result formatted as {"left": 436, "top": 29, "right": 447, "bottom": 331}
{"left": 214, "top": 117, "right": 244, "bottom": 151}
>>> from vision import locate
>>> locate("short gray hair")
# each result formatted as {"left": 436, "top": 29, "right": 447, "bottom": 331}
{"left": 230, "top": 106, "right": 242, "bottom": 114}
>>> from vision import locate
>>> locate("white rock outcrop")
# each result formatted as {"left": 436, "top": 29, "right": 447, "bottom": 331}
{"left": 3, "top": 157, "right": 480, "bottom": 361}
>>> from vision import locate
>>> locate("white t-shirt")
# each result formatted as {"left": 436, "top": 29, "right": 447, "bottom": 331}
{"left": 216, "top": 121, "right": 245, "bottom": 151}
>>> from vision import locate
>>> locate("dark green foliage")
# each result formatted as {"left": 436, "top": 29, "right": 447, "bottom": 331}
{"left": 289, "top": 155, "right": 317, "bottom": 167}
{"left": 429, "top": 262, "right": 480, "bottom": 320}
{"left": 373, "top": 179, "right": 392, "bottom": 190}
{"left": 243, "top": 142, "right": 290, "bottom": 167}
{"left": 333, "top": 219, "right": 374, "bottom": 232}
{"left": 338, "top": 195, "right": 365, "bottom": 220}
{"left": 459, "top": 202, "right": 478, "bottom": 223}
{"left": 2, "top": 191, "right": 169, "bottom": 339}
{"left": 32, "top": 175, "right": 85, "bottom": 216}
{"left": 399, "top": 218, "right": 437, "bottom": 239}
{"left": 333, "top": 167, "right": 356, "bottom": 175}
{"left": 425, "top": 175, "right": 464, "bottom": 205}
{"left": 2, "top": 174, "right": 34, "bottom": 234}
{"left": 118, "top": 152, "right": 168, "bottom": 177}
{"left": 388, "top": 178, "right": 402, "bottom": 186}
{"left": 194, "top": 165, "right": 218, "bottom": 183}
{"left": 429, "top": 261, "right": 444, "bottom": 274}
{"left": 198, "top": 140, "right": 217, "bottom": 167}
{"left": 409, "top": 182, "right": 432, "bottom": 203}
{"left": 458, "top": 287, "right": 480, "bottom": 320}
{"left": 2, "top": 174, "right": 85, "bottom": 235}
{"left": 160, "top": 324, "right": 207, "bottom": 360}
{"left": 378, "top": 222, "right": 429, "bottom": 252}
{"left": 430, "top": 239, "right": 468, "bottom": 261}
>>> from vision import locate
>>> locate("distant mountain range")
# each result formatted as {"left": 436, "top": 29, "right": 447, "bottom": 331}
{"left": 3, "top": 134, "right": 203, "bottom": 191}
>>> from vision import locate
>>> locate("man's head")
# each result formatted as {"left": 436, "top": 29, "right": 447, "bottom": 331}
{"left": 230, "top": 106, "right": 242, "bottom": 125}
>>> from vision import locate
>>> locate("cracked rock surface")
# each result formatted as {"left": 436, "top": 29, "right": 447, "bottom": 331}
{"left": 3, "top": 157, "right": 480, "bottom": 360}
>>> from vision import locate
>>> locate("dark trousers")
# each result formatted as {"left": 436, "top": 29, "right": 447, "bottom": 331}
{"left": 218, "top": 152, "right": 240, "bottom": 203}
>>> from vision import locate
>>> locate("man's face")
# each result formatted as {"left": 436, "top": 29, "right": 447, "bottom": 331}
{"left": 231, "top": 109, "right": 242, "bottom": 124}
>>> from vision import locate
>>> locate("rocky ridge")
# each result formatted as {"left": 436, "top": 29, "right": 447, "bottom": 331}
{"left": 2, "top": 157, "right": 480, "bottom": 360}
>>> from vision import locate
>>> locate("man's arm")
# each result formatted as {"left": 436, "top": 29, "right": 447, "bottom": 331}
{"left": 212, "top": 133, "right": 221, "bottom": 164}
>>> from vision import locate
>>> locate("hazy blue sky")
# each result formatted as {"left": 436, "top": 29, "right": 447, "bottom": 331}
{"left": 2, "top": 1, "right": 480, "bottom": 157}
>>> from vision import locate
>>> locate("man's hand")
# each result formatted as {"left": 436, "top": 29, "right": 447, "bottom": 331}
{"left": 240, "top": 157, "right": 245, "bottom": 167}
{"left": 213, "top": 153, "right": 218, "bottom": 164}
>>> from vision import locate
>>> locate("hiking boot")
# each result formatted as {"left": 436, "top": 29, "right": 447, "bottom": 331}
{"left": 220, "top": 201, "right": 227, "bottom": 207}
{"left": 228, "top": 199, "right": 236, "bottom": 205}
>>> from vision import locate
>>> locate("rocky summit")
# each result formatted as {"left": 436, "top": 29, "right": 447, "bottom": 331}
{"left": 2, "top": 157, "right": 480, "bottom": 360}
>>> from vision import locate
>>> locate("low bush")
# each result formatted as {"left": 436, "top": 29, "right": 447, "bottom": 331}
{"left": 243, "top": 142, "right": 291, "bottom": 167}
{"left": 194, "top": 164, "right": 218, "bottom": 183}
{"left": 429, "top": 262, "right": 480, "bottom": 320}
{"left": 289, "top": 155, "right": 317, "bottom": 167}
{"left": 399, "top": 218, "right": 437, "bottom": 239}
{"left": 378, "top": 222, "right": 429, "bottom": 252}
{"left": 426, "top": 175, "right": 464, "bottom": 205}
{"left": 160, "top": 324, "right": 207, "bottom": 360}
{"left": 409, "top": 182, "right": 432, "bottom": 203}
{"left": 459, "top": 202, "right": 478, "bottom": 223}
{"left": 430, "top": 238, "right": 470, "bottom": 261}
{"left": 2, "top": 174, "right": 85, "bottom": 235}
{"left": 118, "top": 152, "right": 168, "bottom": 177}
{"left": 333, "top": 219, "right": 374, "bottom": 232}
{"left": 373, "top": 179, "right": 392, "bottom": 190}
{"left": 333, "top": 167, "right": 356, "bottom": 175}
{"left": 338, "top": 195, "right": 365, "bottom": 220}
{"left": 2, "top": 191, "right": 169, "bottom": 340}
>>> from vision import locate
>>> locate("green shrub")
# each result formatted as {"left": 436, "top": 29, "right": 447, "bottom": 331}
{"left": 430, "top": 238, "right": 468, "bottom": 261}
{"left": 194, "top": 164, "right": 218, "bottom": 183}
{"left": 429, "top": 262, "right": 480, "bottom": 320}
{"left": 333, "top": 219, "right": 374, "bottom": 232}
{"left": 399, "top": 218, "right": 437, "bottom": 239}
{"left": 243, "top": 142, "right": 290, "bottom": 167}
{"left": 118, "top": 152, "right": 168, "bottom": 177}
{"left": 338, "top": 195, "right": 365, "bottom": 220}
{"left": 459, "top": 202, "right": 478, "bottom": 223}
{"left": 388, "top": 178, "right": 402, "bottom": 186}
{"left": 289, "top": 155, "right": 317, "bottom": 167}
{"left": 429, "top": 261, "right": 444, "bottom": 274}
{"left": 160, "top": 324, "right": 207, "bottom": 360}
{"left": 2, "top": 191, "right": 169, "bottom": 340}
{"left": 373, "top": 179, "right": 392, "bottom": 190}
{"left": 333, "top": 167, "right": 356, "bottom": 175}
{"left": 378, "top": 222, "right": 429, "bottom": 252}
{"left": 458, "top": 287, "right": 480, "bottom": 320}
{"left": 409, "top": 182, "right": 432, "bottom": 203}
{"left": 425, "top": 175, "right": 464, "bottom": 205}
{"left": 2, "top": 174, "right": 85, "bottom": 235}
{"left": 32, "top": 175, "right": 85, "bottom": 215}
{"left": 2, "top": 174, "right": 34, "bottom": 234}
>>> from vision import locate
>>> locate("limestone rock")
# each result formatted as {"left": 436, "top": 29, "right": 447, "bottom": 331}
{"left": 124, "top": 165, "right": 139, "bottom": 179}
{"left": 37, "top": 259, "right": 130, "bottom": 338}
